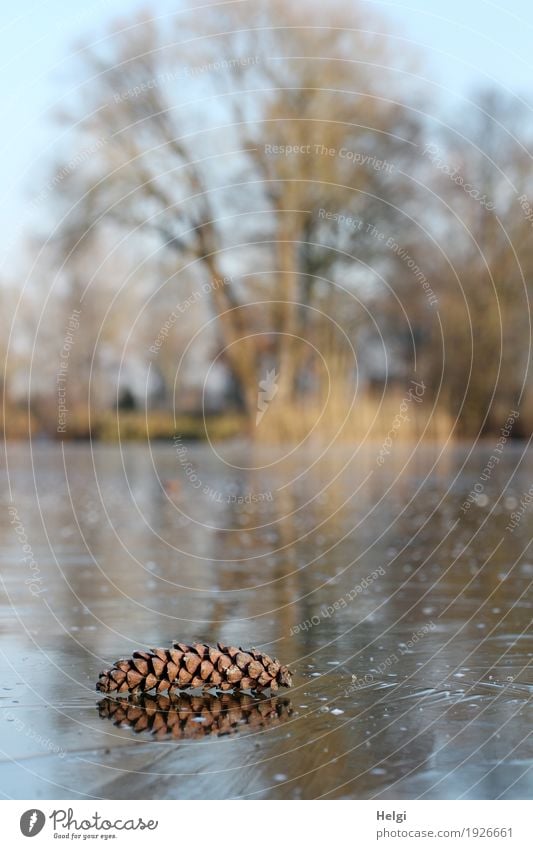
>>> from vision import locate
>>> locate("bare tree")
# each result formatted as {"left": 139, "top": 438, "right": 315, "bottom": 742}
{"left": 414, "top": 89, "right": 533, "bottom": 434}
{"left": 47, "top": 0, "right": 425, "bottom": 422}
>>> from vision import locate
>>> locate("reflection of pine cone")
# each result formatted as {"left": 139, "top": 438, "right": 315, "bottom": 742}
{"left": 96, "top": 642, "right": 292, "bottom": 695}
{"left": 98, "top": 692, "right": 292, "bottom": 740}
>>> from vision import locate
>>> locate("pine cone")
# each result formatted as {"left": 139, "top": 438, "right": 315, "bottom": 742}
{"left": 98, "top": 691, "right": 292, "bottom": 740}
{"left": 96, "top": 642, "right": 292, "bottom": 695}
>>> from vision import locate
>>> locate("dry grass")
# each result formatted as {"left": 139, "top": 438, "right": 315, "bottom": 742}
{"left": 254, "top": 388, "right": 454, "bottom": 445}
{"left": 4, "top": 386, "right": 530, "bottom": 443}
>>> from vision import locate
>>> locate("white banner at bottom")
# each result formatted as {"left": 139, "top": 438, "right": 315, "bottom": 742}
{"left": 3, "top": 799, "right": 531, "bottom": 847}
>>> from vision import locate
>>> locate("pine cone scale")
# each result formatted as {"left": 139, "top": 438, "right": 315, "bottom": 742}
{"left": 167, "top": 661, "right": 179, "bottom": 680}
{"left": 151, "top": 657, "right": 165, "bottom": 677}
{"left": 133, "top": 657, "right": 149, "bottom": 675}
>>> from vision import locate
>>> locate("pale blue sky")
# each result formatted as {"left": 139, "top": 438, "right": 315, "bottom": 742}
{"left": 1, "top": 0, "right": 532, "bottom": 266}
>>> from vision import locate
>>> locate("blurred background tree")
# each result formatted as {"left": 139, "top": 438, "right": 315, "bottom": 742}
{"left": 3, "top": 0, "right": 532, "bottom": 441}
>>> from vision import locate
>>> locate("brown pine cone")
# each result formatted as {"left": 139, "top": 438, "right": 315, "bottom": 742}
{"left": 96, "top": 642, "right": 292, "bottom": 695}
{"left": 98, "top": 691, "right": 292, "bottom": 740}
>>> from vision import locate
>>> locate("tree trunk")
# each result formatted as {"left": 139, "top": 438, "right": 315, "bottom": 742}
{"left": 274, "top": 229, "right": 300, "bottom": 405}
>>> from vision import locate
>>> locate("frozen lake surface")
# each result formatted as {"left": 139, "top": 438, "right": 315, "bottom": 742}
{"left": 0, "top": 441, "right": 532, "bottom": 799}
